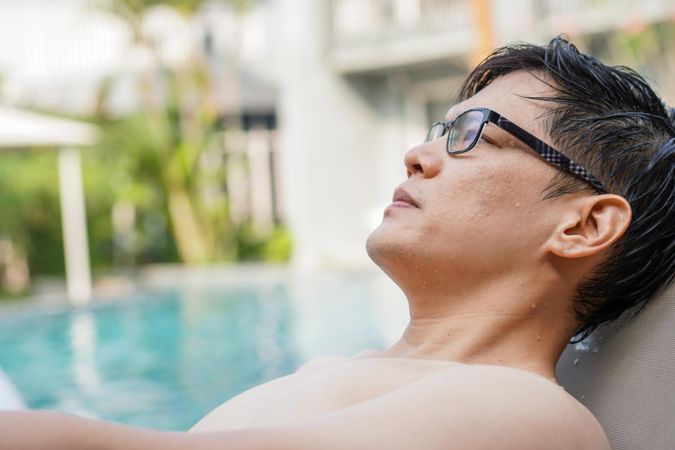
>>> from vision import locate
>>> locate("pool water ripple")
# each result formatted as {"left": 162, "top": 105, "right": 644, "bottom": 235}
{"left": 0, "top": 273, "right": 407, "bottom": 430}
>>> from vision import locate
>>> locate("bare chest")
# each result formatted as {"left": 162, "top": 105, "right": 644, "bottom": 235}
{"left": 190, "top": 357, "right": 456, "bottom": 431}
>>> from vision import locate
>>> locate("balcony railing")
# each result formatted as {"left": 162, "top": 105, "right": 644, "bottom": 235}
{"left": 329, "top": 0, "right": 474, "bottom": 73}
{"left": 532, "top": 0, "right": 674, "bottom": 36}
{"left": 331, "top": 0, "right": 473, "bottom": 46}
{"left": 328, "top": 0, "right": 674, "bottom": 73}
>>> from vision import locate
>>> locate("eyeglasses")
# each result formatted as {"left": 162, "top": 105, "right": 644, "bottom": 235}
{"left": 425, "top": 107, "right": 607, "bottom": 194}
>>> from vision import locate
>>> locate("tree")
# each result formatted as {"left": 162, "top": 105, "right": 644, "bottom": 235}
{"left": 93, "top": 0, "right": 254, "bottom": 263}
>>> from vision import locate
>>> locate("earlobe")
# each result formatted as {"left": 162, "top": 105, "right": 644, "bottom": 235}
{"left": 549, "top": 195, "right": 632, "bottom": 260}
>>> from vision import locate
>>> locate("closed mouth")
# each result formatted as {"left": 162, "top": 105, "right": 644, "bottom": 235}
{"left": 392, "top": 187, "right": 419, "bottom": 208}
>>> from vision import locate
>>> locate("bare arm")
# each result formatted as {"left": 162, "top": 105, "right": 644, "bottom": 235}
{"left": 0, "top": 411, "right": 290, "bottom": 450}
{"left": 0, "top": 366, "right": 608, "bottom": 450}
{"left": 1, "top": 411, "right": 201, "bottom": 450}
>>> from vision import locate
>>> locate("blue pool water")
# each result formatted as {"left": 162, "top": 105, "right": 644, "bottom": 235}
{"left": 0, "top": 270, "right": 407, "bottom": 430}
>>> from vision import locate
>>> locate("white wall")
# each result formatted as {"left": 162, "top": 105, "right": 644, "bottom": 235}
{"left": 276, "top": 0, "right": 383, "bottom": 269}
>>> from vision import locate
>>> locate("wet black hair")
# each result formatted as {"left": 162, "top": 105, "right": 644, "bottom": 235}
{"left": 458, "top": 36, "right": 675, "bottom": 341}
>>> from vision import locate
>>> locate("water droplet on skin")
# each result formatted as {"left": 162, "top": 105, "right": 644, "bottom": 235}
{"left": 530, "top": 303, "right": 536, "bottom": 309}
{"left": 517, "top": 278, "right": 523, "bottom": 285}
{"left": 515, "top": 202, "right": 521, "bottom": 208}
{"left": 536, "top": 333, "right": 541, "bottom": 341}
{"left": 573, "top": 358, "right": 579, "bottom": 365}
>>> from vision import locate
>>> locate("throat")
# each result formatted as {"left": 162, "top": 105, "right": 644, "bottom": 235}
{"left": 382, "top": 307, "right": 565, "bottom": 382}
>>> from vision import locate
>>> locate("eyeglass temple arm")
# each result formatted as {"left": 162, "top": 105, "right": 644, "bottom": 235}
{"left": 487, "top": 111, "right": 607, "bottom": 194}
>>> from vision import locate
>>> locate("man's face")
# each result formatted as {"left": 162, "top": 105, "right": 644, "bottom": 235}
{"left": 366, "top": 71, "right": 565, "bottom": 287}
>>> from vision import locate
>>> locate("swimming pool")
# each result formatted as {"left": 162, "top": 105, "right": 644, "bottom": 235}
{"left": 0, "top": 269, "right": 408, "bottom": 430}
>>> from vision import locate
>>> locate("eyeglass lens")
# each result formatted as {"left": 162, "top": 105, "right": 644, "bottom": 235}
{"left": 426, "top": 110, "right": 487, "bottom": 154}
{"left": 426, "top": 122, "right": 447, "bottom": 142}
{"left": 448, "top": 110, "right": 485, "bottom": 153}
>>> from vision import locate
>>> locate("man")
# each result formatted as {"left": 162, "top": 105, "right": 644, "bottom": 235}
{"left": 2, "top": 36, "right": 674, "bottom": 449}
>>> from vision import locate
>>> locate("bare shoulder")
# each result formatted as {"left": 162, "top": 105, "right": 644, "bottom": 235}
{"left": 418, "top": 364, "right": 610, "bottom": 450}
{"left": 263, "top": 362, "right": 610, "bottom": 450}
{"left": 294, "top": 349, "right": 382, "bottom": 374}
{"left": 294, "top": 355, "right": 349, "bottom": 374}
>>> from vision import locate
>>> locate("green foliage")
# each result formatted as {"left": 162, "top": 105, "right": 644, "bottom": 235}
{"left": 263, "top": 226, "right": 293, "bottom": 262}
{"left": 0, "top": 111, "right": 290, "bottom": 284}
{"left": 235, "top": 223, "right": 292, "bottom": 262}
{"left": 0, "top": 0, "right": 290, "bottom": 293}
{"left": 82, "top": 122, "right": 182, "bottom": 267}
{"left": 92, "top": 0, "right": 253, "bottom": 24}
{"left": 0, "top": 150, "right": 64, "bottom": 275}
{"left": 0, "top": 290, "right": 26, "bottom": 302}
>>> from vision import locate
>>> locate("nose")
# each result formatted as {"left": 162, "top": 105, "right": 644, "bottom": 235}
{"left": 404, "top": 142, "right": 443, "bottom": 178}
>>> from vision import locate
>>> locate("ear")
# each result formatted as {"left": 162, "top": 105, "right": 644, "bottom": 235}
{"left": 548, "top": 194, "right": 632, "bottom": 259}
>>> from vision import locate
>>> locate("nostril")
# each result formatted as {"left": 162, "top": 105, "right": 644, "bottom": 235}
{"left": 404, "top": 145, "right": 434, "bottom": 177}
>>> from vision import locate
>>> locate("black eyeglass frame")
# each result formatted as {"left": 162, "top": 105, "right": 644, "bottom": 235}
{"left": 426, "top": 107, "right": 607, "bottom": 194}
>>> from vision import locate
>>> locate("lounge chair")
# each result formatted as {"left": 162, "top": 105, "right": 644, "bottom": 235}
{"left": 557, "top": 283, "right": 675, "bottom": 449}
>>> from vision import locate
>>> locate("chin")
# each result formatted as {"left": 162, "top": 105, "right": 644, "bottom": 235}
{"left": 365, "top": 227, "right": 383, "bottom": 264}
{"left": 365, "top": 225, "right": 411, "bottom": 276}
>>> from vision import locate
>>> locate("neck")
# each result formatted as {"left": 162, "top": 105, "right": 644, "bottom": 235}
{"left": 381, "top": 268, "right": 576, "bottom": 383}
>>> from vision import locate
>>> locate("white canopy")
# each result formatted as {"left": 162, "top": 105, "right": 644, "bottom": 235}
{"left": 0, "top": 105, "right": 98, "bottom": 305}
{"left": 0, "top": 106, "right": 97, "bottom": 149}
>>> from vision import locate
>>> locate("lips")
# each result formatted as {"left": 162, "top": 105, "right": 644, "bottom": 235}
{"left": 392, "top": 187, "right": 419, "bottom": 208}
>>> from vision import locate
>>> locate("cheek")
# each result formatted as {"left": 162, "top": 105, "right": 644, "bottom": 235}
{"left": 421, "top": 159, "right": 549, "bottom": 263}
{"left": 426, "top": 159, "right": 525, "bottom": 227}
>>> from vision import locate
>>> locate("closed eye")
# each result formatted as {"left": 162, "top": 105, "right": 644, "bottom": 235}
{"left": 481, "top": 134, "right": 499, "bottom": 147}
